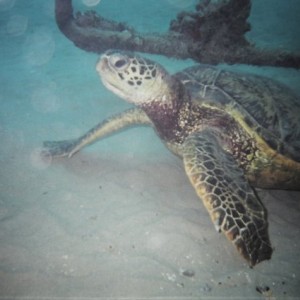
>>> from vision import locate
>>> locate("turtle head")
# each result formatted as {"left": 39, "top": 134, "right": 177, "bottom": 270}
{"left": 97, "top": 51, "right": 175, "bottom": 106}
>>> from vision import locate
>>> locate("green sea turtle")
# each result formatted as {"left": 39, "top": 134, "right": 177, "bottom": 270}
{"left": 43, "top": 51, "right": 300, "bottom": 266}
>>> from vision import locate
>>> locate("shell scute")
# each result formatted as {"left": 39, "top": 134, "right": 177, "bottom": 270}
{"left": 177, "top": 65, "right": 300, "bottom": 161}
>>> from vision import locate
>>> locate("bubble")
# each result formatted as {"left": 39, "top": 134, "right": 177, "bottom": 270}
{"left": 30, "top": 147, "right": 52, "bottom": 170}
{"left": 31, "top": 84, "right": 60, "bottom": 113}
{"left": 147, "top": 233, "right": 166, "bottom": 251}
{"left": 23, "top": 28, "right": 55, "bottom": 66}
{"left": 62, "top": 192, "right": 74, "bottom": 202}
{"left": 0, "top": 0, "right": 16, "bottom": 11}
{"left": 167, "top": 0, "right": 196, "bottom": 9}
{"left": 82, "top": 0, "right": 101, "bottom": 7}
{"left": 6, "top": 14, "right": 28, "bottom": 36}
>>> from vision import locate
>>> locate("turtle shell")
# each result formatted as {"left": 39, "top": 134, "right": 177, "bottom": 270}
{"left": 175, "top": 65, "right": 300, "bottom": 162}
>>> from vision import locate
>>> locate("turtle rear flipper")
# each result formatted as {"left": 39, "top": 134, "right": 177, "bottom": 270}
{"left": 42, "top": 139, "right": 79, "bottom": 158}
{"left": 182, "top": 131, "right": 273, "bottom": 266}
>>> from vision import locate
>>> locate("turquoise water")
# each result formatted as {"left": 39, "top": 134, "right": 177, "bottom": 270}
{"left": 0, "top": 0, "right": 300, "bottom": 298}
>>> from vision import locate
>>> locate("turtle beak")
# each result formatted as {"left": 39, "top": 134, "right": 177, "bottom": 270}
{"left": 96, "top": 55, "right": 108, "bottom": 74}
{"left": 96, "top": 55, "right": 130, "bottom": 101}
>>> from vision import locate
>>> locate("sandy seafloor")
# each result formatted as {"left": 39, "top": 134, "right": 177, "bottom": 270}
{"left": 0, "top": 0, "right": 300, "bottom": 299}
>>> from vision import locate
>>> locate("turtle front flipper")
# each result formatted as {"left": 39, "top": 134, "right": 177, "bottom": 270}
{"left": 42, "top": 108, "right": 152, "bottom": 158}
{"left": 42, "top": 139, "right": 79, "bottom": 157}
{"left": 182, "top": 131, "right": 272, "bottom": 266}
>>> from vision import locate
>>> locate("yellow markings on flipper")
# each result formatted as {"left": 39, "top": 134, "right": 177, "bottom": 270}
{"left": 197, "top": 102, "right": 300, "bottom": 189}
{"left": 68, "top": 108, "right": 152, "bottom": 157}
{"left": 182, "top": 131, "right": 272, "bottom": 266}
{"left": 225, "top": 103, "right": 300, "bottom": 188}
{"left": 43, "top": 108, "right": 152, "bottom": 158}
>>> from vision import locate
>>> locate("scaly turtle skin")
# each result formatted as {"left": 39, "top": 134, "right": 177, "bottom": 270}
{"left": 43, "top": 51, "right": 300, "bottom": 266}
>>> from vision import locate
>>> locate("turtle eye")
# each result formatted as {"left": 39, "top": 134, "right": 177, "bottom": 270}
{"left": 114, "top": 59, "right": 127, "bottom": 69}
{"left": 108, "top": 54, "right": 129, "bottom": 71}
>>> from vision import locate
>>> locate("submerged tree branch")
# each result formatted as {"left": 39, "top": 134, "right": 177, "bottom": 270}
{"left": 55, "top": 0, "right": 300, "bottom": 68}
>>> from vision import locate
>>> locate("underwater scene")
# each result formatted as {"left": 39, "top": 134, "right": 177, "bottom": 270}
{"left": 0, "top": 0, "right": 300, "bottom": 298}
